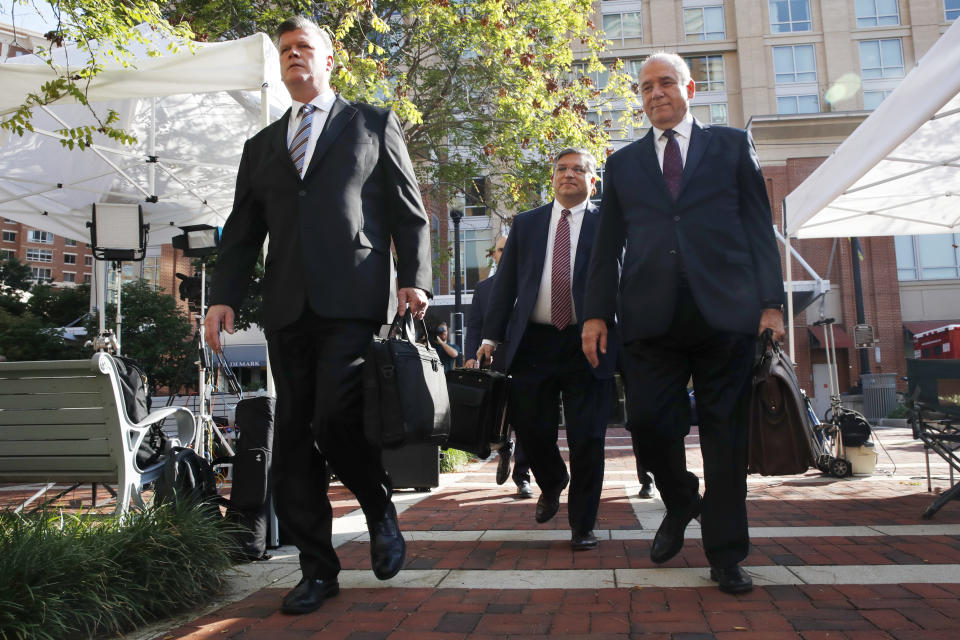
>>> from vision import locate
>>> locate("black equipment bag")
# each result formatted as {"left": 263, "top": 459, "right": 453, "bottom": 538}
{"left": 444, "top": 363, "right": 510, "bottom": 458}
{"left": 363, "top": 312, "right": 451, "bottom": 449}
{"left": 836, "top": 408, "right": 872, "bottom": 447}
{"left": 214, "top": 396, "right": 275, "bottom": 561}
{"left": 748, "top": 330, "right": 818, "bottom": 476}
{"left": 154, "top": 446, "right": 220, "bottom": 511}
{"left": 113, "top": 355, "right": 150, "bottom": 423}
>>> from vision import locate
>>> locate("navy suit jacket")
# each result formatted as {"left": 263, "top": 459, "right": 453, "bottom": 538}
{"left": 584, "top": 120, "right": 784, "bottom": 343}
{"left": 465, "top": 274, "right": 494, "bottom": 363}
{"left": 483, "top": 202, "right": 618, "bottom": 379}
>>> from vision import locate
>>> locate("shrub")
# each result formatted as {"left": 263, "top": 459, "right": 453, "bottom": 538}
{"left": 440, "top": 448, "right": 473, "bottom": 473}
{"left": 0, "top": 502, "right": 236, "bottom": 640}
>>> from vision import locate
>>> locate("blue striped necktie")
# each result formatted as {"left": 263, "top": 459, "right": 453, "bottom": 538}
{"left": 289, "top": 104, "right": 316, "bottom": 174}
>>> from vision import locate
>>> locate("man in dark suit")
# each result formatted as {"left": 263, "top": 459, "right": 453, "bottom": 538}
{"left": 478, "top": 148, "right": 617, "bottom": 551}
{"left": 582, "top": 53, "right": 784, "bottom": 594}
{"left": 464, "top": 235, "right": 533, "bottom": 498}
{"left": 204, "top": 16, "right": 431, "bottom": 614}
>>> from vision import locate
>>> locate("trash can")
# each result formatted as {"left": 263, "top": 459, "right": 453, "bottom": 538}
{"left": 861, "top": 373, "right": 897, "bottom": 423}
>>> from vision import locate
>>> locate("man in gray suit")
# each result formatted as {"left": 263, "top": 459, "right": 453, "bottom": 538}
{"left": 583, "top": 53, "right": 784, "bottom": 594}
{"left": 205, "top": 16, "right": 431, "bottom": 614}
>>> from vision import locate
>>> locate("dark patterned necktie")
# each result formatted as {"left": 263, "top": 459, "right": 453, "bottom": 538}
{"left": 289, "top": 104, "right": 316, "bottom": 174}
{"left": 551, "top": 209, "right": 572, "bottom": 330}
{"left": 662, "top": 129, "right": 683, "bottom": 200}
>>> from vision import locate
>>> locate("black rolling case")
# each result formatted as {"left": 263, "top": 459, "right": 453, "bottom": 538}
{"left": 444, "top": 367, "right": 510, "bottom": 458}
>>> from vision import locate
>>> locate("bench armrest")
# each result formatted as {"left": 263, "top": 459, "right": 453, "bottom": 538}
{"left": 136, "top": 406, "right": 196, "bottom": 446}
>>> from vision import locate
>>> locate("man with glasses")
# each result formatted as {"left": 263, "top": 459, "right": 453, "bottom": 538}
{"left": 477, "top": 148, "right": 618, "bottom": 550}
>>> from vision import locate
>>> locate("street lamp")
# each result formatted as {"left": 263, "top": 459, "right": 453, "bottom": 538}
{"left": 450, "top": 208, "right": 464, "bottom": 366}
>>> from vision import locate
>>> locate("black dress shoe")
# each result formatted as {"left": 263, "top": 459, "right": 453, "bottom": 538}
{"left": 710, "top": 564, "right": 754, "bottom": 594}
{"left": 281, "top": 576, "right": 340, "bottom": 614}
{"left": 571, "top": 530, "right": 598, "bottom": 551}
{"left": 496, "top": 440, "right": 514, "bottom": 485}
{"left": 535, "top": 472, "right": 569, "bottom": 523}
{"left": 368, "top": 502, "right": 406, "bottom": 580}
{"left": 650, "top": 495, "right": 702, "bottom": 564}
{"left": 638, "top": 482, "right": 654, "bottom": 499}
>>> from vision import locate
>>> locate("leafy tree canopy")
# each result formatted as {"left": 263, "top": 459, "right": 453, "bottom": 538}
{"left": 0, "top": 256, "right": 33, "bottom": 295}
{"left": 5, "top": 0, "right": 642, "bottom": 213}
{"left": 26, "top": 282, "right": 91, "bottom": 325}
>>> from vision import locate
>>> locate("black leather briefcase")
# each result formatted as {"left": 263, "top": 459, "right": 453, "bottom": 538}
{"left": 363, "top": 313, "right": 451, "bottom": 449}
{"left": 444, "top": 365, "right": 510, "bottom": 458}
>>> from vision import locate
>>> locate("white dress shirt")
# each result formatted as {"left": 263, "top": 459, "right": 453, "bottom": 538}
{"left": 529, "top": 199, "right": 588, "bottom": 326}
{"left": 651, "top": 111, "right": 694, "bottom": 170}
{"left": 287, "top": 90, "right": 337, "bottom": 178}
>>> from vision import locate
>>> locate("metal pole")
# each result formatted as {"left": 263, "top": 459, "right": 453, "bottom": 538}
{"left": 451, "top": 209, "right": 464, "bottom": 365}
{"left": 850, "top": 237, "right": 870, "bottom": 375}
{"left": 113, "top": 262, "right": 122, "bottom": 355}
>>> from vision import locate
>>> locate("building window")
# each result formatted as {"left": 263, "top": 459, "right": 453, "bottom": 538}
{"left": 451, "top": 227, "right": 497, "bottom": 293}
{"left": 0, "top": 249, "right": 14, "bottom": 261}
{"left": 84, "top": 255, "right": 93, "bottom": 266}
{"left": 859, "top": 38, "right": 904, "bottom": 79}
{"left": 777, "top": 95, "right": 820, "bottom": 114}
{"left": 2, "top": 231, "right": 15, "bottom": 242}
{"left": 572, "top": 62, "right": 610, "bottom": 90}
{"left": 26, "top": 248, "right": 53, "bottom": 263}
{"left": 64, "top": 238, "right": 78, "bottom": 247}
{"left": 83, "top": 273, "right": 92, "bottom": 284}
{"left": 946, "top": 0, "right": 960, "bottom": 21}
{"left": 684, "top": 5, "right": 725, "bottom": 41}
{"left": 690, "top": 103, "right": 729, "bottom": 124}
{"left": 685, "top": 55, "right": 725, "bottom": 92}
{"left": 63, "top": 253, "right": 77, "bottom": 265}
{"left": 27, "top": 230, "right": 54, "bottom": 244}
{"left": 774, "top": 45, "right": 817, "bottom": 83}
{"left": 855, "top": 0, "right": 900, "bottom": 27}
{"left": 627, "top": 57, "right": 647, "bottom": 79}
{"left": 465, "top": 177, "right": 487, "bottom": 216}
{"left": 896, "top": 234, "right": 960, "bottom": 280}
{"left": 863, "top": 89, "right": 893, "bottom": 110}
{"left": 63, "top": 271, "right": 76, "bottom": 283}
{"left": 769, "top": 0, "right": 811, "bottom": 33}
{"left": 31, "top": 267, "right": 53, "bottom": 283}
{"left": 603, "top": 11, "right": 643, "bottom": 46}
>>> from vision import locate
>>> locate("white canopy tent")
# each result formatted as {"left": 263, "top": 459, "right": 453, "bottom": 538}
{"left": 0, "top": 26, "right": 288, "bottom": 245}
{"left": 781, "top": 19, "right": 960, "bottom": 359}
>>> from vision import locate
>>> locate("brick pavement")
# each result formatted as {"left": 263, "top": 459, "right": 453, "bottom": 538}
{"left": 5, "top": 425, "right": 959, "bottom": 639}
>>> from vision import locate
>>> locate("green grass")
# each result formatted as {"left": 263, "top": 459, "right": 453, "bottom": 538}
{"left": 440, "top": 448, "right": 474, "bottom": 472}
{"left": 0, "top": 502, "right": 237, "bottom": 640}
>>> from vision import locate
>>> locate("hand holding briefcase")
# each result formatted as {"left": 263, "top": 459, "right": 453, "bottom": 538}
{"left": 363, "top": 311, "right": 451, "bottom": 449}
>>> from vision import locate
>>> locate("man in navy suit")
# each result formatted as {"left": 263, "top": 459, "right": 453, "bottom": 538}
{"left": 464, "top": 235, "right": 533, "bottom": 498}
{"left": 583, "top": 53, "right": 784, "bottom": 594}
{"left": 205, "top": 17, "right": 431, "bottom": 614}
{"left": 478, "top": 148, "right": 617, "bottom": 550}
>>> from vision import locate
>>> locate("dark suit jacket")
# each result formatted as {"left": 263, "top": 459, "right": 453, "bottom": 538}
{"left": 484, "top": 202, "right": 618, "bottom": 379}
{"left": 210, "top": 95, "right": 432, "bottom": 330}
{"left": 465, "top": 274, "right": 494, "bottom": 363}
{"left": 584, "top": 120, "right": 784, "bottom": 343}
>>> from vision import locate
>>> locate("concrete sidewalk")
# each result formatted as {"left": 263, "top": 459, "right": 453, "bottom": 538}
{"left": 134, "top": 425, "right": 960, "bottom": 639}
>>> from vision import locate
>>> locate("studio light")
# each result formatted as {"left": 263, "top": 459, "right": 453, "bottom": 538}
{"left": 89, "top": 203, "right": 147, "bottom": 261}
{"left": 172, "top": 224, "right": 221, "bottom": 258}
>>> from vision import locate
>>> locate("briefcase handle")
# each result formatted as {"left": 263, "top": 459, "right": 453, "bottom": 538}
{"left": 387, "top": 310, "right": 429, "bottom": 348}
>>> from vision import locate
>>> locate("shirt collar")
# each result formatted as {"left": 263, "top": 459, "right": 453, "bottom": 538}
{"left": 291, "top": 90, "right": 337, "bottom": 117}
{"left": 652, "top": 110, "right": 695, "bottom": 142}
{"left": 552, "top": 198, "right": 590, "bottom": 218}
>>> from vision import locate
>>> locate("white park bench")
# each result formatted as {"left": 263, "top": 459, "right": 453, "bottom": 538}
{"left": 0, "top": 353, "right": 196, "bottom": 515}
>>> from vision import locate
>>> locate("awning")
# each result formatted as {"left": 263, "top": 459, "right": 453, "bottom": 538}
{"left": 903, "top": 320, "right": 960, "bottom": 337}
{"left": 808, "top": 325, "right": 853, "bottom": 349}
{"left": 221, "top": 344, "right": 267, "bottom": 368}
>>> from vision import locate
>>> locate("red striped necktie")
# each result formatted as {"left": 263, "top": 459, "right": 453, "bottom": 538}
{"left": 289, "top": 104, "right": 316, "bottom": 174}
{"left": 551, "top": 208, "right": 573, "bottom": 330}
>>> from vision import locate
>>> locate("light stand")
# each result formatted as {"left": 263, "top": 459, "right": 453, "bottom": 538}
{"left": 450, "top": 208, "right": 464, "bottom": 367}
{"left": 87, "top": 204, "right": 148, "bottom": 355}
{"left": 173, "top": 225, "right": 235, "bottom": 460}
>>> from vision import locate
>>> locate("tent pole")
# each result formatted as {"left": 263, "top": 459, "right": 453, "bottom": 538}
{"left": 786, "top": 232, "right": 795, "bottom": 362}
{"left": 261, "top": 82, "right": 275, "bottom": 399}
{"left": 148, "top": 98, "right": 156, "bottom": 198}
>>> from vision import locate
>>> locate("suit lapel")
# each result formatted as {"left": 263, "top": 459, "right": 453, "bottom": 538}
{"left": 679, "top": 120, "right": 711, "bottom": 196}
{"left": 572, "top": 204, "right": 598, "bottom": 320}
{"left": 302, "top": 96, "right": 358, "bottom": 181}
{"left": 271, "top": 107, "right": 302, "bottom": 180}
{"left": 529, "top": 205, "right": 551, "bottom": 287}
{"left": 631, "top": 130, "right": 673, "bottom": 207}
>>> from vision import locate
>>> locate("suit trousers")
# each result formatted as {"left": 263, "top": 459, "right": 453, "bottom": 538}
{"left": 508, "top": 324, "right": 613, "bottom": 533}
{"left": 620, "top": 282, "right": 756, "bottom": 568}
{"left": 266, "top": 309, "right": 390, "bottom": 580}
